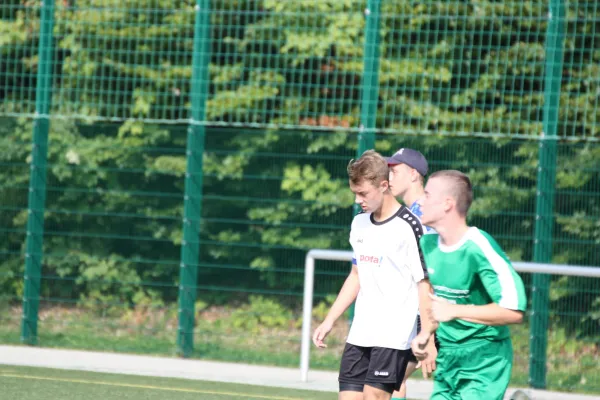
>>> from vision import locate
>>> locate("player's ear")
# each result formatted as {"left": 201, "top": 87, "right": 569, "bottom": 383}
{"left": 444, "top": 196, "right": 454, "bottom": 212}
{"left": 411, "top": 168, "right": 419, "bottom": 182}
{"left": 380, "top": 180, "right": 389, "bottom": 192}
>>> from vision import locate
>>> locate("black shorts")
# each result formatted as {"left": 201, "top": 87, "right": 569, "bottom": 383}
{"left": 408, "top": 316, "right": 441, "bottom": 363}
{"left": 338, "top": 343, "right": 412, "bottom": 393}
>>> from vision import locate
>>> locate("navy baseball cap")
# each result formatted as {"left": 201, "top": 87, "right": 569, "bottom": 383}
{"left": 384, "top": 148, "right": 428, "bottom": 176}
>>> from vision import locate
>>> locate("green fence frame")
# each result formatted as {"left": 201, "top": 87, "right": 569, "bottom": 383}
{"left": 177, "top": 0, "right": 212, "bottom": 358}
{"left": 530, "top": 0, "right": 566, "bottom": 388}
{"left": 20, "top": 0, "right": 55, "bottom": 346}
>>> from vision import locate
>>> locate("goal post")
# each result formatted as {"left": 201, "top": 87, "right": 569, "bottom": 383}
{"left": 301, "top": 249, "right": 354, "bottom": 382}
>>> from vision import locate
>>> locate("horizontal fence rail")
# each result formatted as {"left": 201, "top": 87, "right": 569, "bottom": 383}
{"left": 300, "top": 249, "right": 600, "bottom": 385}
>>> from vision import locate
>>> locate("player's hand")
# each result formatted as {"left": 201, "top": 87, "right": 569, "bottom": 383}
{"left": 429, "top": 293, "right": 457, "bottom": 322}
{"left": 312, "top": 320, "right": 333, "bottom": 348}
{"left": 419, "top": 338, "right": 437, "bottom": 379}
{"left": 411, "top": 331, "right": 431, "bottom": 360}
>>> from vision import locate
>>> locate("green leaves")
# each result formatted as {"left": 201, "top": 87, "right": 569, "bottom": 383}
{"left": 0, "top": 1, "right": 598, "bottom": 324}
{"left": 230, "top": 295, "right": 293, "bottom": 333}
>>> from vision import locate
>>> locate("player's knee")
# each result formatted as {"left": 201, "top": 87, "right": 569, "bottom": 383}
{"left": 339, "top": 389, "right": 365, "bottom": 400}
{"left": 363, "top": 383, "right": 394, "bottom": 400}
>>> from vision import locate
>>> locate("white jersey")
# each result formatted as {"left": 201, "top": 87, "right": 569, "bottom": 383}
{"left": 347, "top": 206, "right": 427, "bottom": 350}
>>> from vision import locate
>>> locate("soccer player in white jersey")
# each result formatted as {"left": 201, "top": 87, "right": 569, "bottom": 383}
{"left": 385, "top": 148, "right": 437, "bottom": 400}
{"left": 411, "top": 170, "right": 526, "bottom": 400}
{"left": 312, "top": 150, "right": 435, "bottom": 400}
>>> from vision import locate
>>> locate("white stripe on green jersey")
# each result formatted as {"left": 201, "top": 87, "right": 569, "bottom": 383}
{"left": 469, "top": 229, "right": 522, "bottom": 310}
{"left": 419, "top": 227, "right": 527, "bottom": 344}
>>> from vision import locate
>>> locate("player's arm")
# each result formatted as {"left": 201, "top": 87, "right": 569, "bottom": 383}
{"left": 412, "top": 282, "right": 439, "bottom": 364}
{"left": 414, "top": 279, "right": 439, "bottom": 378}
{"left": 312, "top": 264, "right": 359, "bottom": 348}
{"left": 418, "top": 280, "right": 438, "bottom": 334}
{"left": 408, "top": 232, "right": 438, "bottom": 335}
{"left": 429, "top": 296, "right": 523, "bottom": 325}
{"left": 431, "top": 248, "right": 527, "bottom": 326}
{"left": 407, "top": 233, "right": 438, "bottom": 375}
{"left": 322, "top": 264, "right": 360, "bottom": 323}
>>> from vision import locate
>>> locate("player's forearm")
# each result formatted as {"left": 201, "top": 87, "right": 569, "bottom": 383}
{"left": 324, "top": 270, "right": 360, "bottom": 324}
{"left": 417, "top": 280, "right": 438, "bottom": 334}
{"left": 452, "top": 303, "right": 524, "bottom": 325}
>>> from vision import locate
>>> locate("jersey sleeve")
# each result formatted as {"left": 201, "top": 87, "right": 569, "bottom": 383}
{"left": 397, "top": 208, "right": 428, "bottom": 282}
{"left": 349, "top": 218, "right": 357, "bottom": 265}
{"left": 405, "top": 226, "right": 427, "bottom": 283}
{"left": 472, "top": 234, "right": 527, "bottom": 311}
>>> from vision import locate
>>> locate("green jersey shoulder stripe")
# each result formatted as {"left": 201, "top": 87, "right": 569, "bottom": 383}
{"left": 469, "top": 229, "right": 522, "bottom": 310}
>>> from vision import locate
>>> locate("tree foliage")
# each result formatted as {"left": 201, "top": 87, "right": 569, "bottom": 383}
{"left": 0, "top": 0, "right": 598, "bottom": 333}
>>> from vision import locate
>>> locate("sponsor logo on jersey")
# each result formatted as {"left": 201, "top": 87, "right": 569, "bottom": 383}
{"left": 374, "top": 370, "right": 389, "bottom": 377}
{"left": 359, "top": 255, "right": 381, "bottom": 264}
{"left": 427, "top": 268, "right": 435, "bottom": 274}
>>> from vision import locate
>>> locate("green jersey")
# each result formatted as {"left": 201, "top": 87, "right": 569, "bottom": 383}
{"left": 420, "top": 227, "right": 527, "bottom": 345}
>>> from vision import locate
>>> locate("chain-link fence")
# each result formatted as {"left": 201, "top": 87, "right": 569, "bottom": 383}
{"left": 1, "top": 0, "right": 599, "bottom": 393}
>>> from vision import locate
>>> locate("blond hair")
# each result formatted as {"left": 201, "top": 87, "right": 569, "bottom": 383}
{"left": 429, "top": 170, "right": 473, "bottom": 216}
{"left": 347, "top": 150, "right": 389, "bottom": 187}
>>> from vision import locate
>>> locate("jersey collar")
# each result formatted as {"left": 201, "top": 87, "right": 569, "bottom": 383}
{"left": 437, "top": 226, "right": 476, "bottom": 252}
{"left": 370, "top": 205, "right": 405, "bottom": 226}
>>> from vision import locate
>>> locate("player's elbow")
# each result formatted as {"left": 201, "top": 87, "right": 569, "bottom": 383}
{"left": 498, "top": 301, "right": 524, "bottom": 324}
{"left": 496, "top": 303, "right": 524, "bottom": 325}
{"left": 507, "top": 310, "right": 524, "bottom": 324}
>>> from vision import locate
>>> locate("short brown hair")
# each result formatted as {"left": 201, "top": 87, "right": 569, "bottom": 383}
{"left": 347, "top": 150, "right": 389, "bottom": 187}
{"left": 429, "top": 170, "right": 473, "bottom": 216}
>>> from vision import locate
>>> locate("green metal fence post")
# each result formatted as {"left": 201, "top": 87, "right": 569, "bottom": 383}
{"left": 530, "top": 0, "right": 566, "bottom": 389}
{"left": 20, "top": 0, "right": 55, "bottom": 345}
{"left": 350, "top": 0, "right": 382, "bottom": 323}
{"left": 177, "top": 0, "right": 211, "bottom": 357}
{"left": 357, "top": 0, "right": 382, "bottom": 157}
